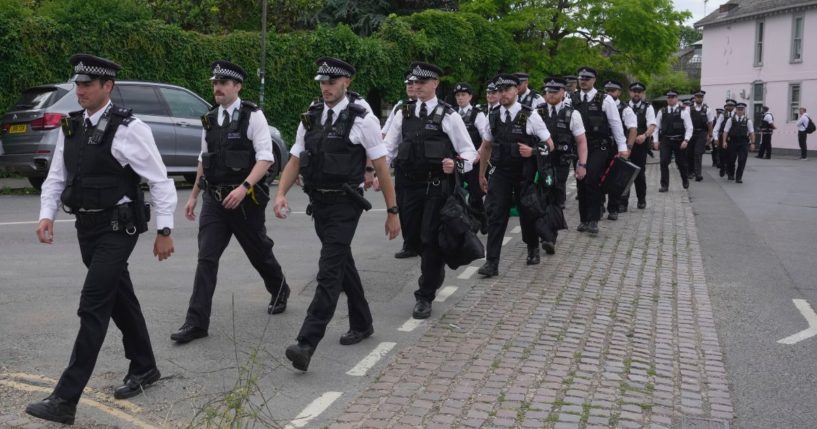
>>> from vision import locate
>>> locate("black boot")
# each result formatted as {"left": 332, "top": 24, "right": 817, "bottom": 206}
{"left": 285, "top": 342, "right": 315, "bottom": 371}
{"left": 478, "top": 260, "right": 498, "bottom": 277}
{"left": 586, "top": 221, "right": 599, "bottom": 235}
{"left": 526, "top": 247, "right": 540, "bottom": 265}
{"left": 267, "top": 284, "right": 290, "bottom": 315}
{"left": 114, "top": 367, "right": 161, "bottom": 400}
{"left": 25, "top": 395, "right": 76, "bottom": 425}
{"left": 170, "top": 323, "right": 208, "bottom": 344}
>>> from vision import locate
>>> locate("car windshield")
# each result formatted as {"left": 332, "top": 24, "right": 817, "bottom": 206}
{"left": 11, "top": 88, "right": 62, "bottom": 110}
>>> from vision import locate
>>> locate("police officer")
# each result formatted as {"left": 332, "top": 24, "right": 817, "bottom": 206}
{"left": 485, "top": 81, "right": 500, "bottom": 112}
{"left": 713, "top": 99, "right": 737, "bottom": 177}
{"left": 756, "top": 105, "right": 775, "bottom": 159}
{"left": 171, "top": 60, "right": 289, "bottom": 344}
{"left": 622, "top": 82, "right": 656, "bottom": 210}
{"left": 603, "top": 80, "right": 637, "bottom": 220}
{"left": 383, "top": 62, "right": 478, "bottom": 319}
{"left": 476, "top": 73, "right": 554, "bottom": 275}
{"left": 686, "top": 90, "right": 715, "bottom": 182}
{"left": 274, "top": 57, "right": 400, "bottom": 371}
{"left": 570, "top": 67, "right": 627, "bottom": 235}
{"left": 712, "top": 107, "right": 724, "bottom": 168}
{"left": 722, "top": 102, "right": 755, "bottom": 183}
{"left": 26, "top": 54, "right": 177, "bottom": 424}
{"left": 515, "top": 72, "right": 545, "bottom": 108}
{"left": 564, "top": 76, "right": 578, "bottom": 100}
{"left": 653, "top": 89, "right": 693, "bottom": 192}
{"left": 538, "top": 77, "right": 588, "bottom": 252}
{"left": 453, "top": 82, "right": 490, "bottom": 233}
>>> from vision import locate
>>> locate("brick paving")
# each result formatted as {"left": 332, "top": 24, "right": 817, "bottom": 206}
{"left": 332, "top": 164, "right": 735, "bottom": 428}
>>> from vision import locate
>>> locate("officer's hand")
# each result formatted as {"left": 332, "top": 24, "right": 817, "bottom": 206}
{"left": 653, "top": 142, "right": 659, "bottom": 151}
{"left": 364, "top": 171, "right": 375, "bottom": 190}
{"left": 518, "top": 144, "right": 534, "bottom": 158}
{"left": 722, "top": 141, "right": 728, "bottom": 149}
{"left": 372, "top": 176, "right": 381, "bottom": 192}
{"left": 680, "top": 140, "right": 688, "bottom": 150}
{"left": 222, "top": 187, "right": 246, "bottom": 210}
{"left": 185, "top": 195, "right": 198, "bottom": 221}
{"left": 273, "top": 195, "right": 289, "bottom": 219}
{"left": 442, "top": 158, "right": 455, "bottom": 174}
{"left": 385, "top": 213, "right": 400, "bottom": 240}
{"left": 36, "top": 219, "right": 54, "bottom": 244}
{"left": 153, "top": 236, "right": 174, "bottom": 261}
{"left": 619, "top": 150, "right": 630, "bottom": 159}
{"left": 635, "top": 135, "right": 646, "bottom": 145}
{"left": 575, "top": 165, "right": 587, "bottom": 180}
{"left": 480, "top": 175, "right": 488, "bottom": 193}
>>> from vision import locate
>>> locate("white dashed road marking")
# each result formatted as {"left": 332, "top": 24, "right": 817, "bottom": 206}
{"left": 285, "top": 391, "right": 343, "bottom": 428}
{"left": 346, "top": 342, "right": 397, "bottom": 376}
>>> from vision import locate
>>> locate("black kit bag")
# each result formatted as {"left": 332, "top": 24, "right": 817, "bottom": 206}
{"left": 438, "top": 167, "right": 485, "bottom": 269}
{"left": 600, "top": 156, "right": 641, "bottom": 195}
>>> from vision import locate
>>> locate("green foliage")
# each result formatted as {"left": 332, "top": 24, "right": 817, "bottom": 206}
{"left": 646, "top": 71, "right": 699, "bottom": 98}
{"left": 37, "top": 0, "right": 151, "bottom": 27}
{"left": 145, "top": 0, "right": 323, "bottom": 33}
{"left": 679, "top": 25, "right": 702, "bottom": 48}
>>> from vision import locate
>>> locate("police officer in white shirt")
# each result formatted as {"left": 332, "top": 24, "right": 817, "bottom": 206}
{"left": 454, "top": 82, "right": 491, "bottom": 233}
{"left": 515, "top": 72, "right": 545, "bottom": 108}
{"left": 603, "top": 80, "right": 637, "bottom": 219}
{"left": 722, "top": 102, "right": 755, "bottom": 183}
{"left": 687, "top": 90, "right": 715, "bottom": 181}
{"left": 653, "top": 89, "right": 693, "bottom": 192}
{"left": 624, "top": 82, "right": 656, "bottom": 210}
{"left": 756, "top": 105, "right": 775, "bottom": 159}
{"left": 27, "top": 54, "right": 177, "bottom": 425}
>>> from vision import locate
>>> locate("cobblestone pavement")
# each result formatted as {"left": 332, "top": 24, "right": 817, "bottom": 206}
{"left": 332, "top": 164, "right": 735, "bottom": 429}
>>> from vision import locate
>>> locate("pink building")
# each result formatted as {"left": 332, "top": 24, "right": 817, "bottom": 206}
{"left": 696, "top": 0, "right": 816, "bottom": 152}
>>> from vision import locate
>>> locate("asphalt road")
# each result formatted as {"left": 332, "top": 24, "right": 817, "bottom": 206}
{"left": 689, "top": 155, "right": 817, "bottom": 429}
{"left": 0, "top": 184, "right": 504, "bottom": 428}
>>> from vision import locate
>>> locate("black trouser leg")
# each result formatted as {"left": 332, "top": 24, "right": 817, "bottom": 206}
{"left": 578, "top": 146, "right": 611, "bottom": 222}
{"left": 53, "top": 224, "right": 143, "bottom": 404}
{"left": 485, "top": 169, "right": 515, "bottom": 262}
{"left": 411, "top": 179, "right": 449, "bottom": 302}
{"left": 552, "top": 153, "right": 570, "bottom": 207}
{"left": 659, "top": 141, "right": 673, "bottom": 188}
{"left": 229, "top": 198, "right": 288, "bottom": 299}
{"left": 735, "top": 142, "right": 749, "bottom": 180}
{"left": 691, "top": 131, "right": 706, "bottom": 178}
{"left": 799, "top": 132, "right": 808, "bottom": 158}
{"left": 463, "top": 165, "right": 486, "bottom": 224}
{"left": 758, "top": 133, "right": 771, "bottom": 158}
{"left": 185, "top": 194, "right": 233, "bottom": 331}
{"left": 394, "top": 174, "right": 413, "bottom": 252}
{"left": 712, "top": 144, "right": 720, "bottom": 167}
{"left": 297, "top": 200, "right": 364, "bottom": 348}
{"left": 726, "top": 142, "right": 738, "bottom": 178}
{"left": 628, "top": 142, "right": 648, "bottom": 204}
{"left": 342, "top": 252, "right": 373, "bottom": 331}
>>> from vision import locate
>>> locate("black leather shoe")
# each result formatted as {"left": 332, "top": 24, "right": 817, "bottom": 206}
{"left": 542, "top": 241, "right": 555, "bottom": 255}
{"left": 285, "top": 342, "right": 315, "bottom": 371}
{"left": 340, "top": 326, "right": 374, "bottom": 345}
{"left": 477, "top": 260, "right": 498, "bottom": 277}
{"left": 682, "top": 179, "right": 689, "bottom": 189}
{"left": 719, "top": 169, "right": 725, "bottom": 177}
{"left": 25, "top": 395, "right": 76, "bottom": 425}
{"left": 267, "top": 285, "right": 290, "bottom": 315}
{"left": 619, "top": 206, "right": 628, "bottom": 213}
{"left": 394, "top": 247, "right": 418, "bottom": 259}
{"left": 114, "top": 367, "right": 161, "bottom": 400}
{"left": 412, "top": 300, "right": 432, "bottom": 319}
{"left": 587, "top": 221, "right": 599, "bottom": 235}
{"left": 727, "top": 176, "right": 734, "bottom": 181}
{"left": 736, "top": 178, "right": 743, "bottom": 183}
{"left": 696, "top": 176, "right": 703, "bottom": 182}
{"left": 607, "top": 212, "right": 618, "bottom": 221}
{"left": 658, "top": 187, "right": 668, "bottom": 193}
{"left": 170, "top": 323, "right": 208, "bottom": 344}
{"left": 576, "top": 222, "right": 587, "bottom": 232}
{"left": 526, "top": 248, "right": 540, "bottom": 265}
{"left": 637, "top": 200, "right": 646, "bottom": 209}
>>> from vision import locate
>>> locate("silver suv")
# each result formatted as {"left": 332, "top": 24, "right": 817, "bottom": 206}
{"left": 0, "top": 81, "right": 288, "bottom": 189}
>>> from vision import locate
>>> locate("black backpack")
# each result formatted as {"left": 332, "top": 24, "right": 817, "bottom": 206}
{"left": 806, "top": 116, "right": 816, "bottom": 134}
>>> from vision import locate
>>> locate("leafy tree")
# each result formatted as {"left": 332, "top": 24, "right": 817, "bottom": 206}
{"left": 37, "top": 0, "right": 151, "bottom": 27}
{"left": 679, "top": 25, "right": 702, "bottom": 48}
{"left": 145, "top": 0, "right": 322, "bottom": 33}
{"left": 309, "top": 0, "right": 458, "bottom": 36}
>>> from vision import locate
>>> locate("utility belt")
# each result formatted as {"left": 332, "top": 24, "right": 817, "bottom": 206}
{"left": 74, "top": 202, "right": 146, "bottom": 235}
{"left": 588, "top": 138, "right": 612, "bottom": 152}
{"left": 398, "top": 169, "right": 447, "bottom": 184}
{"left": 305, "top": 184, "right": 371, "bottom": 211}
{"left": 661, "top": 134, "right": 684, "bottom": 143}
{"left": 693, "top": 128, "right": 707, "bottom": 133}
{"left": 200, "top": 177, "right": 268, "bottom": 205}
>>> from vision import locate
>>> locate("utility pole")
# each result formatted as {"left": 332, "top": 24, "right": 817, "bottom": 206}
{"left": 258, "top": 0, "right": 268, "bottom": 109}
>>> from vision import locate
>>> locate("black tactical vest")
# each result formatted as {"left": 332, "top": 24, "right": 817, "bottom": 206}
{"left": 719, "top": 110, "right": 733, "bottom": 135}
{"left": 690, "top": 104, "right": 709, "bottom": 131}
{"left": 395, "top": 100, "right": 456, "bottom": 177}
{"left": 539, "top": 104, "right": 576, "bottom": 153}
{"left": 461, "top": 107, "right": 482, "bottom": 150}
{"left": 60, "top": 105, "right": 139, "bottom": 213}
{"left": 201, "top": 101, "right": 258, "bottom": 185}
{"left": 760, "top": 113, "right": 774, "bottom": 132}
{"left": 660, "top": 106, "right": 686, "bottom": 139}
{"left": 298, "top": 102, "right": 367, "bottom": 190}
{"left": 488, "top": 105, "right": 538, "bottom": 169}
{"left": 728, "top": 116, "right": 750, "bottom": 143}
{"left": 571, "top": 91, "right": 611, "bottom": 144}
{"left": 616, "top": 102, "right": 634, "bottom": 136}
{"left": 631, "top": 101, "right": 650, "bottom": 134}
{"left": 519, "top": 89, "right": 541, "bottom": 108}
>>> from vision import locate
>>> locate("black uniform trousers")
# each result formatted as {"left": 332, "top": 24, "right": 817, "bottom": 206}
{"left": 757, "top": 132, "right": 772, "bottom": 158}
{"left": 726, "top": 139, "right": 749, "bottom": 180}
{"left": 396, "top": 174, "right": 450, "bottom": 303}
{"left": 485, "top": 167, "right": 539, "bottom": 262}
{"left": 53, "top": 220, "right": 155, "bottom": 404}
{"left": 185, "top": 190, "right": 287, "bottom": 331}
{"left": 577, "top": 144, "right": 613, "bottom": 223}
{"left": 462, "top": 165, "right": 487, "bottom": 227}
{"left": 711, "top": 141, "right": 721, "bottom": 168}
{"left": 552, "top": 152, "right": 572, "bottom": 207}
{"left": 297, "top": 196, "right": 371, "bottom": 348}
{"left": 687, "top": 130, "right": 707, "bottom": 178}
{"left": 618, "top": 141, "right": 649, "bottom": 209}
{"left": 659, "top": 138, "right": 688, "bottom": 188}
{"left": 799, "top": 131, "right": 808, "bottom": 159}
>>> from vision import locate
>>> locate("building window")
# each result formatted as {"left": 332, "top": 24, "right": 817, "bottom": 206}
{"left": 752, "top": 82, "right": 765, "bottom": 125}
{"left": 791, "top": 15, "right": 804, "bottom": 63}
{"left": 789, "top": 83, "right": 801, "bottom": 121}
{"left": 755, "top": 20, "right": 764, "bottom": 66}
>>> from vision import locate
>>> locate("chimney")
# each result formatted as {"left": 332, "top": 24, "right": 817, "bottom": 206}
{"left": 720, "top": 2, "right": 738, "bottom": 12}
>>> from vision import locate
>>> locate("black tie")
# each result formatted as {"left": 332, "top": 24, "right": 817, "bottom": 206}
{"left": 551, "top": 106, "right": 557, "bottom": 119}
{"left": 505, "top": 110, "right": 512, "bottom": 124}
{"left": 84, "top": 118, "right": 93, "bottom": 132}
{"left": 583, "top": 93, "right": 588, "bottom": 103}
{"left": 420, "top": 102, "right": 428, "bottom": 120}
{"left": 223, "top": 110, "right": 230, "bottom": 127}
{"left": 325, "top": 108, "right": 334, "bottom": 129}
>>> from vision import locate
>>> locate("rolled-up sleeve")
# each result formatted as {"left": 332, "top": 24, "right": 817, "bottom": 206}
{"left": 526, "top": 110, "right": 551, "bottom": 142}
{"left": 443, "top": 112, "right": 478, "bottom": 172}
{"left": 248, "top": 110, "right": 275, "bottom": 162}
{"left": 351, "top": 113, "right": 388, "bottom": 160}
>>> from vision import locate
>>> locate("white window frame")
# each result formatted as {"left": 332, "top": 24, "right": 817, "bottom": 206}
{"left": 754, "top": 20, "right": 765, "bottom": 66}
{"left": 788, "top": 83, "right": 801, "bottom": 122}
{"left": 791, "top": 14, "right": 804, "bottom": 63}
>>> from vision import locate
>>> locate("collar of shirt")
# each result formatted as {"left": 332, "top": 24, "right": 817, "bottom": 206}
{"left": 324, "top": 96, "right": 350, "bottom": 124}
{"left": 415, "top": 96, "right": 439, "bottom": 116}
{"left": 520, "top": 89, "right": 531, "bottom": 99}
{"left": 218, "top": 97, "right": 242, "bottom": 123}
{"left": 581, "top": 88, "right": 597, "bottom": 100}
{"left": 84, "top": 100, "right": 113, "bottom": 126}
{"left": 500, "top": 102, "right": 522, "bottom": 122}
{"left": 548, "top": 101, "right": 564, "bottom": 112}
{"left": 694, "top": 103, "right": 704, "bottom": 110}
{"left": 459, "top": 105, "right": 471, "bottom": 115}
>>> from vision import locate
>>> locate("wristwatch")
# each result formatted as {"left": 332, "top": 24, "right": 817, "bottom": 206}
{"left": 387, "top": 206, "right": 399, "bottom": 214}
{"left": 242, "top": 181, "right": 252, "bottom": 189}
{"left": 577, "top": 163, "right": 587, "bottom": 168}
{"left": 365, "top": 166, "right": 376, "bottom": 173}
{"left": 157, "top": 227, "right": 172, "bottom": 236}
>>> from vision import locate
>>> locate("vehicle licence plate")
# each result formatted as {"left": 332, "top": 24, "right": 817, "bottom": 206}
{"left": 8, "top": 124, "right": 26, "bottom": 134}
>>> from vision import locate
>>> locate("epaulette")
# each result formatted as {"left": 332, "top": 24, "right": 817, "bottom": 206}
{"left": 437, "top": 100, "right": 456, "bottom": 115}
{"left": 241, "top": 100, "right": 259, "bottom": 111}
{"left": 520, "top": 104, "right": 534, "bottom": 112}
{"left": 347, "top": 91, "right": 362, "bottom": 101}
{"left": 110, "top": 106, "right": 133, "bottom": 118}
{"left": 68, "top": 110, "right": 84, "bottom": 118}
{"left": 348, "top": 102, "right": 368, "bottom": 118}
{"left": 308, "top": 102, "right": 323, "bottom": 112}
{"left": 62, "top": 110, "right": 83, "bottom": 137}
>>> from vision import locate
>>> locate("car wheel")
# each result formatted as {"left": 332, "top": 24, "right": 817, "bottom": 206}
{"left": 28, "top": 177, "right": 45, "bottom": 190}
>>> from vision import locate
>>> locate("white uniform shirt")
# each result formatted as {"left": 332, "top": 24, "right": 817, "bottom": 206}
{"left": 797, "top": 113, "right": 810, "bottom": 131}
{"left": 628, "top": 100, "right": 657, "bottom": 129}
{"left": 712, "top": 109, "right": 736, "bottom": 141}
{"left": 383, "top": 96, "right": 478, "bottom": 172}
{"left": 653, "top": 104, "right": 694, "bottom": 143}
{"left": 723, "top": 115, "right": 754, "bottom": 138}
{"left": 291, "top": 96, "right": 388, "bottom": 161}
{"left": 458, "top": 105, "right": 491, "bottom": 142}
{"left": 518, "top": 88, "right": 545, "bottom": 108}
{"left": 483, "top": 101, "right": 552, "bottom": 142}
{"left": 575, "top": 88, "right": 627, "bottom": 151}
{"left": 381, "top": 102, "right": 402, "bottom": 136}
{"left": 40, "top": 100, "right": 177, "bottom": 229}
{"left": 616, "top": 100, "right": 638, "bottom": 131}
{"left": 198, "top": 97, "right": 275, "bottom": 163}
{"left": 543, "top": 101, "right": 585, "bottom": 137}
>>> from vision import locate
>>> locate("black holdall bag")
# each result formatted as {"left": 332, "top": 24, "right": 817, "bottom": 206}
{"left": 600, "top": 156, "right": 641, "bottom": 195}
{"left": 438, "top": 165, "right": 485, "bottom": 269}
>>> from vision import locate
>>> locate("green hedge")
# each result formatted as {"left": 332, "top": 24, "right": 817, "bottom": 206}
{"left": 1, "top": 7, "right": 518, "bottom": 143}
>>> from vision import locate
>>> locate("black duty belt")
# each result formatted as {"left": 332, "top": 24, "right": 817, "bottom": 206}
{"left": 205, "top": 183, "right": 241, "bottom": 203}
{"left": 75, "top": 203, "right": 138, "bottom": 234}
{"left": 399, "top": 170, "right": 446, "bottom": 183}
{"left": 308, "top": 187, "right": 357, "bottom": 204}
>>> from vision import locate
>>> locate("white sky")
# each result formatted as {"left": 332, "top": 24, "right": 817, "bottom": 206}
{"left": 674, "top": 0, "right": 712, "bottom": 25}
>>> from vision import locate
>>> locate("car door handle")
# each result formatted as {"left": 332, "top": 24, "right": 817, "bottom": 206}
{"left": 175, "top": 122, "right": 191, "bottom": 127}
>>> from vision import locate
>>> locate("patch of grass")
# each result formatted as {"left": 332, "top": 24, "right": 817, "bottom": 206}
{"left": 581, "top": 402, "right": 591, "bottom": 423}
{"left": 491, "top": 358, "right": 500, "bottom": 369}
{"left": 640, "top": 402, "right": 653, "bottom": 412}
{"left": 0, "top": 187, "right": 38, "bottom": 195}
